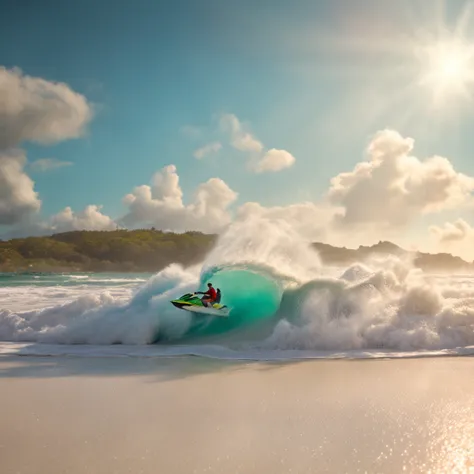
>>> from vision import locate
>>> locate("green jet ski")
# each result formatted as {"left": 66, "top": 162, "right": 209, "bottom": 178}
{"left": 170, "top": 292, "right": 230, "bottom": 317}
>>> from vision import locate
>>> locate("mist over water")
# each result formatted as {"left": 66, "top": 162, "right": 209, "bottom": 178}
{"left": 1, "top": 218, "right": 474, "bottom": 359}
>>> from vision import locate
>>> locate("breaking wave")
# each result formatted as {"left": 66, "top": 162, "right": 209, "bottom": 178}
{"left": 1, "top": 218, "right": 474, "bottom": 359}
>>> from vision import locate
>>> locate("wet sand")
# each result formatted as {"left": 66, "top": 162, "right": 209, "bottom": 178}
{"left": 0, "top": 356, "right": 473, "bottom": 473}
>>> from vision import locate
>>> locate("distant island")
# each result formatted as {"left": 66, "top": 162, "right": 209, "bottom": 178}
{"left": 0, "top": 229, "right": 471, "bottom": 273}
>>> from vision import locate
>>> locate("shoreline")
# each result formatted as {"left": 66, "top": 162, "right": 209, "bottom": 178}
{"left": 2, "top": 341, "right": 474, "bottom": 360}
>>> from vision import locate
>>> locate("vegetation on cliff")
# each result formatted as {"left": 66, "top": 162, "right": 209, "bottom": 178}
{"left": 0, "top": 229, "right": 470, "bottom": 273}
{"left": 0, "top": 229, "right": 217, "bottom": 272}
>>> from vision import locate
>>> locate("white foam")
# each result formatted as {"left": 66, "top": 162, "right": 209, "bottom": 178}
{"left": 262, "top": 259, "right": 474, "bottom": 352}
{"left": 0, "top": 284, "right": 133, "bottom": 312}
{"left": 1, "top": 218, "right": 474, "bottom": 357}
{"left": 1, "top": 342, "right": 473, "bottom": 360}
{"left": 204, "top": 217, "right": 322, "bottom": 282}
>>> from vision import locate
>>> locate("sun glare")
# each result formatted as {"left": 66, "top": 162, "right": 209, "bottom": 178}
{"left": 418, "top": 39, "right": 474, "bottom": 104}
{"left": 439, "top": 52, "right": 465, "bottom": 79}
{"left": 308, "top": 1, "right": 474, "bottom": 129}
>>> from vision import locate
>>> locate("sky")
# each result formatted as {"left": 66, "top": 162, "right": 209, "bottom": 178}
{"left": 2, "top": 0, "right": 474, "bottom": 259}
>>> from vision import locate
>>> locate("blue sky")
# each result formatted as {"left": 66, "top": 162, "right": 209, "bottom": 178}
{"left": 2, "top": 0, "right": 474, "bottom": 255}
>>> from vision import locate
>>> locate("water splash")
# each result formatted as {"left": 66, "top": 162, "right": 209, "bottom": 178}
{"left": 1, "top": 218, "right": 474, "bottom": 357}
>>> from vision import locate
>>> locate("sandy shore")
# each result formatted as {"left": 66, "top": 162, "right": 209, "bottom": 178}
{"left": 1, "top": 356, "right": 473, "bottom": 474}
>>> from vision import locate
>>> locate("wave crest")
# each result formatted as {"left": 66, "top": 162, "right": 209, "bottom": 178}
{"left": 1, "top": 219, "right": 474, "bottom": 356}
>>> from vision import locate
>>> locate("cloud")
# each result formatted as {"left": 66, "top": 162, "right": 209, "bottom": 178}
{"left": 120, "top": 164, "right": 238, "bottom": 233}
{"left": 0, "top": 150, "right": 41, "bottom": 225}
{"left": 0, "top": 67, "right": 95, "bottom": 229}
{"left": 49, "top": 205, "right": 116, "bottom": 233}
{"left": 185, "top": 113, "right": 296, "bottom": 172}
{"left": 253, "top": 148, "right": 296, "bottom": 173}
{"left": 217, "top": 113, "right": 296, "bottom": 173}
{"left": 30, "top": 158, "right": 73, "bottom": 172}
{"left": 219, "top": 113, "right": 264, "bottom": 153}
{"left": 0, "top": 67, "right": 93, "bottom": 149}
{"left": 430, "top": 219, "right": 473, "bottom": 243}
{"left": 193, "top": 142, "right": 222, "bottom": 159}
{"left": 234, "top": 129, "right": 474, "bottom": 251}
{"left": 1, "top": 204, "right": 117, "bottom": 239}
{"left": 429, "top": 219, "right": 474, "bottom": 261}
{"left": 328, "top": 129, "right": 474, "bottom": 229}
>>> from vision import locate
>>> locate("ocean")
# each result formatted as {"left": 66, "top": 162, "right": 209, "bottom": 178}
{"left": 1, "top": 220, "right": 474, "bottom": 360}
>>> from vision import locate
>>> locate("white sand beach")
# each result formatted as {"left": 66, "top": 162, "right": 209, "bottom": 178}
{"left": 1, "top": 356, "right": 473, "bottom": 474}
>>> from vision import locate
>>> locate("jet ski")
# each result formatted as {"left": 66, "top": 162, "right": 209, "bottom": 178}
{"left": 170, "top": 293, "right": 230, "bottom": 317}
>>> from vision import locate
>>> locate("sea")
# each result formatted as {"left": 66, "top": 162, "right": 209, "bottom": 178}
{"left": 1, "top": 219, "right": 474, "bottom": 360}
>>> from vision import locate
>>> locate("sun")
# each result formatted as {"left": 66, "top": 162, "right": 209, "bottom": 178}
{"left": 438, "top": 52, "right": 466, "bottom": 79}
{"left": 418, "top": 39, "right": 474, "bottom": 104}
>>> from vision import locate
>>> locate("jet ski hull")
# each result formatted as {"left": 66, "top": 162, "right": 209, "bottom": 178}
{"left": 170, "top": 293, "right": 230, "bottom": 318}
{"left": 179, "top": 304, "right": 230, "bottom": 317}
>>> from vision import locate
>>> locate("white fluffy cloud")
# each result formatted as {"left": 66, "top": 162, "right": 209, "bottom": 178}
{"left": 219, "top": 113, "right": 265, "bottom": 153}
{"left": 430, "top": 218, "right": 473, "bottom": 243}
{"left": 30, "top": 158, "right": 73, "bottom": 172}
{"left": 429, "top": 219, "right": 474, "bottom": 260}
{"left": 49, "top": 205, "right": 116, "bottom": 233}
{"left": 193, "top": 142, "right": 222, "bottom": 159}
{"left": 213, "top": 113, "right": 296, "bottom": 173}
{"left": 0, "top": 67, "right": 93, "bottom": 149}
{"left": 254, "top": 148, "right": 296, "bottom": 173}
{"left": 0, "top": 150, "right": 41, "bottom": 225}
{"left": 1, "top": 204, "right": 117, "bottom": 239}
{"left": 231, "top": 130, "right": 474, "bottom": 252}
{"left": 120, "top": 164, "right": 238, "bottom": 233}
{"left": 0, "top": 67, "right": 94, "bottom": 227}
{"left": 328, "top": 129, "right": 474, "bottom": 229}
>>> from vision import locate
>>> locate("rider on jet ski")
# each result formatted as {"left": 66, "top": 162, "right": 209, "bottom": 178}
{"left": 196, "top": 282, "right": 220, "bottom": 307}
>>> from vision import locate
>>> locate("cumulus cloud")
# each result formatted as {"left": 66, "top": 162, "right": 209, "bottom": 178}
{"left": 1, "top": 204, "right": 116, "bottom": 239}
{"left": 217, "top": 113, "right": 296, "bottom": 173}
{"left": 253, "top": 148, "right": 296, "bottom": 173}
{"left": 430, "top": 219, "right": 473, "bottom": 243}
{"left": 0, "top": 66, "right": 93, "bottom": 149}
{"left": 49, "top": 205, "right": 116, "bottom": 233}
{"left": 0, "top": 150, "right": 41, "bottom": 225}
{"left": 0, "top": 67, "right": 94, "bottom": 228}
{"left": 120, "top": 164, "right": 238, "bottom": 233}
{"left": 30, "top": 158, "right": 73, "bottom": 172}
{"left": 328, "top": 129, "right": 474, "bottom": 229}
{"left": 429, "top": 219, "right": 474, "bottom": 261}
{"left": 219, "top": 113, "right": 264, "bottom": 153}
{"left": 233, "top": 130, "right": 474, "bottom": 251}
{"left": 193, "top": 142, "right": 222, "bottom": 159}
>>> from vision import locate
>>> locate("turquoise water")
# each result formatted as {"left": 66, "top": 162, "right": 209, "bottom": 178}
{"left": 2, "top": 262, "right": 474, "bottom": 359}
{"left": 0, "top": 266, "right": 287, "bottom": 343}
{"left": 183, "top": 267, "right": 283, "bottom": 339}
